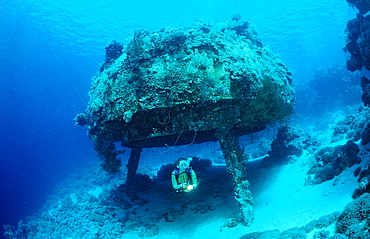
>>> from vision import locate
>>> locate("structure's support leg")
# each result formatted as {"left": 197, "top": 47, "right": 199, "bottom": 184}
{"left": 126, "top": 146, "right": 142, "bottom": 192}
{"left": 215, "top": 127, "right": 254, "bottom": 226}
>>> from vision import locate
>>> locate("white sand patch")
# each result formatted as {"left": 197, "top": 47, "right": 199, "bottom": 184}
{"left": 137, "top": 150, "right": 360, "bottom": 239}
{"left": 69, "top": 193, "right": 78, "bottom": 204}
{"left": 87, "top": 186, "right": 103, "bottom": 198}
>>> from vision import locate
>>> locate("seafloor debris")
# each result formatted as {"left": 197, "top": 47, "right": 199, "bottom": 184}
{"left": 76, "top": 17, "right": 295, "bottom": 225}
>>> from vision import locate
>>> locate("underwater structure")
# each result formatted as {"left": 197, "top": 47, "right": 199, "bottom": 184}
{"left": 75, "top": 17, "right": 295, "bottom": 225}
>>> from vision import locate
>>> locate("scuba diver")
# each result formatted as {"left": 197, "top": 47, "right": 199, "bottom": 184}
{"left": 171, "top": 157, "right": 198, "bottom": 192}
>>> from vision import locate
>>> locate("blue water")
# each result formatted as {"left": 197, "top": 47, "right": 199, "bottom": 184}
{"left": 0, "top": 0, "right": 358, "bottom": 231}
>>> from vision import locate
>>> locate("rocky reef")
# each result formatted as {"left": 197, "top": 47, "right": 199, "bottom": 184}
{"left": 76, "top": 17, "right": 295, "bottom": 225}
{"left": 241, "top": 212, "right": 342, "bottom": 239}
{"left": 343, "top": 1, "right": 370, "bottom": 107}
{"left": 307, "top": 140, "right": 362, "bottom": 185}
{"left": 344, "top": 0, "right": 370, "bottom": 71}
{"left": 296, "top": 65, "right": 362, "bottom": 115}
{"left": 346, "top": 0, "right": 370, "bottom": 15}
{"left": 261, "top": 125, "right": 319, "bottom": 167}
{"left": 336, "top": 193, "right": 370, "bottom": 238}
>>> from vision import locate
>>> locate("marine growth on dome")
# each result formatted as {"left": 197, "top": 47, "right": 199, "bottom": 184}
{"left": 75, "top": 17, "right": 295, "bottom": 226}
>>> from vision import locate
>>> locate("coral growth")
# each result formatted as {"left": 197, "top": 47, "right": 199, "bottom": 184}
{"left": 344, "top": 2, "right": 370, "bottom": 71}
{"left": 331, "top": 106, "right": 370, "bottom": 143}
{"left": 361, "top": 76, "right": 370, "bottom": 107}
{"left": 298, "top": 65, "right": 362, "bottom": 115}
{"left": 77, "top": 17, "right": 294, "bottom": 173}
{"left": 352, "top": 163, "right": 370, "bottom": 198}
{"left": 336, "top": 193, "right": 370, "bottom": 238}
{"left": 346, "top": 0, "right": 370, "bottom": 14}
{"left": 100, "top": 40, "right": 124, "bottom": 71}
{"left": 74, "top": 113, "right": 87, "bottom": 126}
{"left": 362, "top": 121, "right": 370, "bottom": 145}
{"left": 307, "top": 140, "right": 362, "bottom": 184}
{"left": 261, "top": 125, "right": 319, "bottom": 167}
{"left": 3, "top": 221, "right": 29, "bottom": 239}
{"left": 240, "top": 212, "right": 340, "bottom": 239}
{"left": 76, "top": 17, "right": 294, "bottom": 227}
{"left": 215, "top": 127, "right": 254, "bottom": 225}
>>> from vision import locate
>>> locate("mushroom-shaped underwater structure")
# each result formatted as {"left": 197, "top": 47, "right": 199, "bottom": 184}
{"left": 75, "top": 17, "right": 295, "bottom": 226}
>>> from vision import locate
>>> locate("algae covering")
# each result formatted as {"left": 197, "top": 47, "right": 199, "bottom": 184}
{"left": 76, "top": 17, "right": 294, "bottom": 226}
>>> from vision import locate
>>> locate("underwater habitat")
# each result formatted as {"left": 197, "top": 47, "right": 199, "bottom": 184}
{"left": 2, "top": 0, "right": 370, "bottom": 238}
